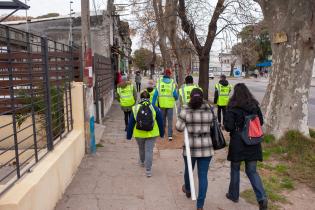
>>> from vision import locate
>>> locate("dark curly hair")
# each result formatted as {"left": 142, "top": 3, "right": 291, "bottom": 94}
{"left": 188, "top": 88, "right": 204, "bottom": 109}
{"left": 228, "top": 83, "right": 259, "bottom": 109}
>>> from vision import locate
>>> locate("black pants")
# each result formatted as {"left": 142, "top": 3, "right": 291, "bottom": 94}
{"left": 136, "top": 82, "right": 141, "bottom": 92}
{"left": 217, "top": 106, "right": 226, "bottom": 124}
{"left": 124, "top": 111, "right": 131, "bottom": 130}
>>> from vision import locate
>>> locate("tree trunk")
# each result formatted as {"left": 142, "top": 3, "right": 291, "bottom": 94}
{"left": 256, "top": 0, "right": 315, "bottom": 138}
{"left": 261, "top": 35, "right": 315, "bottom": 138}
{"left": 199, "top": 55, "right": 210, "bottom": 100}
{"left": 152, "top": 0, "right": 172, "bottom": 68}
{"left": 230, "top": 60, "right": 236, "bottom": 77}
{"left": 150, "top": 46, "right": 156, "bottom": 79}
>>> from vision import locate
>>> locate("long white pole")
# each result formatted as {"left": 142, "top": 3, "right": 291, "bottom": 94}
{"left": 184, "top": 128, "right": 196, "bottom": 200}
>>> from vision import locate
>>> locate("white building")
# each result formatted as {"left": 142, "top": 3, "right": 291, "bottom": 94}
{"left": 216, "top": 52, "right": 242, "bottom": 76}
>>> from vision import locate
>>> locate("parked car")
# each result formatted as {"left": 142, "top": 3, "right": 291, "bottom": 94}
{"left": 209, "top": 72, "right": 214, "bottom": 79}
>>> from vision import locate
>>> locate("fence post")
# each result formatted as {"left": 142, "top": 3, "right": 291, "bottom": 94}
{"left": 5, "top": 26, "right": 21, "bottom": 178}
{"left": 26, "top": 32, "right": 39, "bottom": 162}
{"left": 42, "top": 37, "right": 54, "bottom": 151}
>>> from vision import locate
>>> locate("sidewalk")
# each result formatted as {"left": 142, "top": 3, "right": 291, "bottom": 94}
{"left": 55, "top": 101, "right": 257, "bottom": 210}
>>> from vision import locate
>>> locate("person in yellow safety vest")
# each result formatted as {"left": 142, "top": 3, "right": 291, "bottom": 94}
{"left": 116, "top": 75, "right": 137, "bottom": 131}
{"left": 152, "top": 68, "right": 179, "bottom": 141}
{"left": 179, "top": 75, "right": 201, "bottom": 106}
{"left": 146, "top": 80, "right": 158, "bottom": 107}
{"left": 127, "top": 91, "right": 164, "bottom": 177}
{"left": 214, "top": 74, "right": 233, "bottom": 125}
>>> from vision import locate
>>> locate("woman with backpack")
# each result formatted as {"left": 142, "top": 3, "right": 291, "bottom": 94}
{"left": 127, "top": 91, "right": 164, "bottom": 177}
{"left": 176, "top": 88, "right": 214, "bottom": 210}
{"left": 224, "top": 83, "right": 268, "bottom": 210}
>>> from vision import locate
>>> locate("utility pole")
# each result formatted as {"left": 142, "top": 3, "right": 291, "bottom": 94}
{"left": 69, "top": 1, "right": 74, "bottom": 46}
{"left": 81, "top": 0, "right": 96, "bottom": 154}
{"left": 25, "top": 0, "right": 29, "bottom": 32}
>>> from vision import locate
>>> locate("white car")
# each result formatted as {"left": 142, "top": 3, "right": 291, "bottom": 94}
{"left": 209, "top": 72, "right": 214, "bottom": 79}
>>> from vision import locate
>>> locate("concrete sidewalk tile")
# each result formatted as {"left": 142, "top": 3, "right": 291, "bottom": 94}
{"left": 55, "top": 194, "right": 99, "bottom": 210}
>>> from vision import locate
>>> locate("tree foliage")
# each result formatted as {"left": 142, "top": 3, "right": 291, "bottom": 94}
{"left": 133, "top": 48, "right": 154, "bottom": 71}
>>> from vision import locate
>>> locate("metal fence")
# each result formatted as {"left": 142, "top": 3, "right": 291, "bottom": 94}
{"left": 0, "top": 25, "right": 80, "bottom": 195}
{"left": 94, "top": 53, "right": 114, "bottom": 123}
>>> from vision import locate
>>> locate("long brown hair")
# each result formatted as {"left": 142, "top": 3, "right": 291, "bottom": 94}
{"left": 228, "top": 83, "right": 259, "bottom": 109}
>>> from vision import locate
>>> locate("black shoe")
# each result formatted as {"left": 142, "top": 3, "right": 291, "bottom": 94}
{"left": 259, "top": 199, "right": 268, "bottom": 210}
{"left": 182, "top": 184, "right": 191, "bottom": 198}
{"left": 226, "top": 193, "right": 239, "bottom": 203}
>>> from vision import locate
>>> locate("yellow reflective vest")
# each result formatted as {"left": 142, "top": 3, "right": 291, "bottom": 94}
{"left": 158, "top": 79, "right": 176, "bottom": 108}
{"left": 179, "top": 84, "right": 200, "bottom": 105}
{"left": 215, "top": 83, "right": 232, "bottom": 106}
{"left": 148, "top": 89, "right": 158, "bottom": 106}
{"left": 132, "top": 103, "right": 160, "bottom": 138}
{"left": 117, "top": 84, "right": 135, "bottom": 107}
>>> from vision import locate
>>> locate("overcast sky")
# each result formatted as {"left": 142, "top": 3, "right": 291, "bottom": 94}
{"left": 0, "top": 0, "right": 83, "bottom": 17}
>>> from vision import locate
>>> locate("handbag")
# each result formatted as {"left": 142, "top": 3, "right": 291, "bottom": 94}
{"left": 210, "top": 106, "right": 226, "bottom": 150}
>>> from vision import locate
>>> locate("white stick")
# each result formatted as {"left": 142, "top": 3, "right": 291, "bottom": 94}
{"left": 174, "top": 100, "right": 178, "bottom": 116}
{"left": 184, "top": 128, "right": 196, "bottom": 201}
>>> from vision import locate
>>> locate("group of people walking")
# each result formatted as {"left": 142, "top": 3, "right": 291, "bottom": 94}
{"left": 116, "top": 69, "right": 268, "bottom": 210}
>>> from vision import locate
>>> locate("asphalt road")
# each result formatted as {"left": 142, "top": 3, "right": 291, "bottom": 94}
{"left": 197, "top": 77, "right": 315, "bottom": 127}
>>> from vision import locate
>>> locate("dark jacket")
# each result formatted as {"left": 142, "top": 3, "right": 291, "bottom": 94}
{"left": 224, "top": 105, "right": 263, "bottom": 162}
{"left": 127, "top": 102, "right": 164, "bottom": 139}
{"left": 214, "top": 79, "right": 230, "bottom": 104}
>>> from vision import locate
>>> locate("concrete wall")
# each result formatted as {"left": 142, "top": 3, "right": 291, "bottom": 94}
{"left": 0, "top": 82, "right": 85, "bottom": 210}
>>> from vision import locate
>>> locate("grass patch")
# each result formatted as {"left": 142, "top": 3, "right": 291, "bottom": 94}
{"left": 280, "top": 131, "right": 315, "bottom": 189}
{"left": 310, "top": 128, "right": 315, "bottom": 138}
{"left": 96, "top": 143, "right": 104, "bottom": 148}
{"left": 242, "top": 131, "right": 315, "bottom": 209}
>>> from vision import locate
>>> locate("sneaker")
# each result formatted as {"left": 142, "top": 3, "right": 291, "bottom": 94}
{"left": 226, "top": 193, "right": 239, "bottom": 203}
{"left": 168, "top": 136, "right": 173, "bottom": 141}
{"left": 146, "top": 169, "right": 152, "bottom": 177}
{"left": 259, "top": 199, "right": 268, "bottom": 210}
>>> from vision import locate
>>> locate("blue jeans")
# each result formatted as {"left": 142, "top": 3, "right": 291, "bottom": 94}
{"left": 136, "top": 137, "right": 156, "bottom": 171}
{"left": 161, "top": 108, "right": 173, "bottom": 137}
{"left": 183, "top": 156, "right": 212, "bottom": 209}
{"left": 228, "top": 161, "right": 266, "bottom": 202}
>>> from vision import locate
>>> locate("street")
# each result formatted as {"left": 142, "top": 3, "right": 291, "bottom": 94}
{"left": 202, "top": 77, "right": 315, "bottom": 127}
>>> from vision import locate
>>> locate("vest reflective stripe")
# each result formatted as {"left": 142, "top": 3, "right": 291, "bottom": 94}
{"left": 158, "top": 79, "right": 175, "bottom": 108}
{"left": 132, "top": 103, "right": 160, "bottom": 138}
{"left": 216, "top": 83, "right": 232, "bottom": 106}
{"left": 149, "top": 89, "right": 158, "bottom": 106}
{"left": 179, "top": 84, "right": 199, "bottom": 105}
{"left": 117, "top": 85, "right": 135, "bottom": 107}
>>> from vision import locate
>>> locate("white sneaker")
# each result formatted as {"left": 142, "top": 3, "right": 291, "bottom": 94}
{"left": 168, "top": 136, "right": 173, "bottom": 141}
{"left": 146, "top": 169, "right": 152, "bottom": 177}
